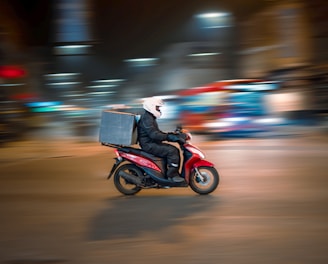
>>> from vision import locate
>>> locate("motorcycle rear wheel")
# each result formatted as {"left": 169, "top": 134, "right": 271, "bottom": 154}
{"left": 114, "top": 164, "right": 142, "bottom": 195}
{"left": 189, "top": 166, "right": 219, "bottom": 195}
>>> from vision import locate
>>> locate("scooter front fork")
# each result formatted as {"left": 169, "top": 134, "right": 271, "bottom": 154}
{"left": 194, "top": 167, "right": 205, "bottom": 183}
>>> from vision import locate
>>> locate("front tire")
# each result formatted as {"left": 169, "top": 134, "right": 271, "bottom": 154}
{"left": 114, "top": 164, "right": 142, "bottom": 195}
{"left": 189, "top": 166, "right": 219, "bottom": 195}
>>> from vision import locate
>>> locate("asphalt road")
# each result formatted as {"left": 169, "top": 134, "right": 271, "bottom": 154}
{"left": 0, "top": 131, "right": 327, "bottom": 264}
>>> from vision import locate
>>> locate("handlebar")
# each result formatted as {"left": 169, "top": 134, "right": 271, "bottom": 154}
{"left": 175, "top": 126, "right": 192, "bottom": 142}
{"left": 175, "top": 126, "right": 183, "bottom": 133}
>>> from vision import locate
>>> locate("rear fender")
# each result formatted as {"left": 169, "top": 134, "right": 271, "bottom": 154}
{"left": 107, "top": 158, "right": 123, "bottom": 179}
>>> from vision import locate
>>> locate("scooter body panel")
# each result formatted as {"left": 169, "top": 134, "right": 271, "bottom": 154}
{"left": 119, "top": 151, "right": 162, "bottom": 172}
{"left": 181, "top": 143, "right": 214, "bottom": 182}
{"left": 142, "top": 167, "right": 188, "bottom": 187}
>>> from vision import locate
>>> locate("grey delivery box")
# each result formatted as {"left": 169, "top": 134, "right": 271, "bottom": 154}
{"left": 99, "top": 111, "right": 138, "bottom": 146}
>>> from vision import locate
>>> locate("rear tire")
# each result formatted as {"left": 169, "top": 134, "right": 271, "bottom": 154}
{"left": 114, "top": 164, "right": 142, "bottom": 195}
{"left": 189, "top": 166, "right": 219, "bottom": 195}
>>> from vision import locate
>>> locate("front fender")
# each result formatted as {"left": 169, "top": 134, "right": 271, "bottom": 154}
{"left": 193, "top": 159, "right": 214, "bottom": 168}
{"left": 184, "top": 159, "right": 215, "bottom": 183}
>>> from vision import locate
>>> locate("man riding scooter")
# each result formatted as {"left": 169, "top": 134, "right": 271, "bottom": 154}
{"left": 137, "top": 97, "right": 187, "bottom": 183}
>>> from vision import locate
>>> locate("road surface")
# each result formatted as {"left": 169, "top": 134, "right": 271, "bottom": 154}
{"left": 0, "top": 130, "right": 327, "bottom": 263}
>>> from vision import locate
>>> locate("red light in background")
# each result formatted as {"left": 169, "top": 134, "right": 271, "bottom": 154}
{"left": 10, "top": 93, "right": 39, "bottom": 101}
{"left": 0, "top": 65, "right": 26, "bottom": 78}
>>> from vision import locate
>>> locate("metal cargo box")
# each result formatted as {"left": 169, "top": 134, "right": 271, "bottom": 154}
{"left": 99, "top": 111, "right": 138, "bottom": 146}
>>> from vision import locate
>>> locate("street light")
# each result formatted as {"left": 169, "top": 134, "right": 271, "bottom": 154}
{"left": 195, "top": 12, "right": 231, "bottom": 29}
{"left": 196, "top": 12, "right": 228, "bottom": 19}
{"left": 194, "top": 11, "right": 236, "bottom": 78}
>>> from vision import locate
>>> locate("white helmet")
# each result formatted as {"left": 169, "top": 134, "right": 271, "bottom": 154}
{"left": 143, "top": 97, "right": 164, "bottom": 118}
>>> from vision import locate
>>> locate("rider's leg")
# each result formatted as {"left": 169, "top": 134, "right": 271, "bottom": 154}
{"left": 145, "top": 143, "right": 184, "bottom": 182}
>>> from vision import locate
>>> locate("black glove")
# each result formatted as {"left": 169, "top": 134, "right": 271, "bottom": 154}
{"left": 167, "top": 133, "right": 187, "bottom": 144}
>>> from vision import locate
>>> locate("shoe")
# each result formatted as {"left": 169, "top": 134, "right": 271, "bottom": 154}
{"left": 170, "top": 176, "right": 185, "bottom": 183}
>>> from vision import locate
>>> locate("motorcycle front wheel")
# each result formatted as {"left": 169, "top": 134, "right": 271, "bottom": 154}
{"left": 113, "top": 164, "right": 142, "bottom": 195}
{"left": 189, "top": 166, "right": 219, "bottom": 195}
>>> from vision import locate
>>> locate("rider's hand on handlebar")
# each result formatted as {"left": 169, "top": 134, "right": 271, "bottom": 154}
{"left": 167, "top": 132, "right": 187, "bottom": 144}
{"left": 179, "top": 133, "right": 188, "bottom": 143}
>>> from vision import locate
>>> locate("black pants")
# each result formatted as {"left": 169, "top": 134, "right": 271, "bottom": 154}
{"left": 141, "top": 142, "right": 180, "bottom": 177}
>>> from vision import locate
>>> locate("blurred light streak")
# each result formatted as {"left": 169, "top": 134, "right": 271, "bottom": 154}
{"left": 195, "top": 11, "right": 232, "bottom": 29}
{"left": 203, "top": 25, "right": 232, "bottom": 29}
{"left": 188, "top": 52, "right": 221, "bottom": 57}
{"left": 0, "top": 83, "right": 25, "bottom": 87}
{"left": 26, "top": 101, "right": 61, "bottom": 107}
{"left": 239, "top": 44, "right": 282, "bottom": 55}
{"left": 124, "top": 58, "right": 158, "bottom": 62}
{"left": 61, "top": 93, "right": 85, "bottom": 97}
{"left": 222, "top": 117, "right": 250, "bottom": 122}
{"left": 86, "top": 85, "right": 116, "bottom": 89}
{"left": 44, "top": 73, "right": 81, "bottom": 77}
{"left": 54, "top": 44, "right": 92, "bottom": 55}
{"left": 253, "top": 117, "right": 285, "bottom": 124}
{"left": 0, "top": 65, "right": 26, "bottom": 78}
{"left": 46, "top": 82, "right": 81, "bottom": 86}
{"left": 125, "top": 58, "right": 159, "bottom": 67}
{"left": 204, "top": 121, "right": 233, "bottom": 128}
{"left": 196, "top": 12, "right": 229, "bottom": 19}
{"left": 92, "top": 79, "right": 125, "bottom": 83}
{"left": 226, "top": 83, "right": 279, "bottom": 91}
{"left": 87, "top": 91, "right": 115, "bottom": 95}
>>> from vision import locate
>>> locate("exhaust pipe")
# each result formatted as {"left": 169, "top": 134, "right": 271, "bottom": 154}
{"left": 119, "top": 171, "right": 142, "bottom": 185}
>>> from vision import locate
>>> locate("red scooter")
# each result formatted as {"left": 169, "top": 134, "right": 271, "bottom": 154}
{"left": 103, "top": 128, "right": 219, "bottom": 195}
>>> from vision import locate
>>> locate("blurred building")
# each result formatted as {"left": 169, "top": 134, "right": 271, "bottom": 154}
{"left": 237, "top": 0, "right": 327, "bottom": 122}
{"left": 0, "top": 0, "right": 327, "bottom": 114}
{"left": 118, "top": 11, "right": 235, "bottom": 101}
{"left": 305, "top": 0, "right": 328, "bottom": 64}
{"left": 238, "top": 0, "right": 312, "bottom": 77}
{"left": 118, "top": 0, "right": 327, "bottom": 101}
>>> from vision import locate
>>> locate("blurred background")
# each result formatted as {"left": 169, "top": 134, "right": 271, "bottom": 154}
{"left": 0, "top": 0, "right": 327, "bottom": 143}
{"left": 1, "top": 2, "right": 327, "bottom": 262}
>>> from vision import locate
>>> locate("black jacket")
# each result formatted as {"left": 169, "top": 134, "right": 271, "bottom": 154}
{"left": 137, "top": 110, "right": 167, "bottom": 148}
